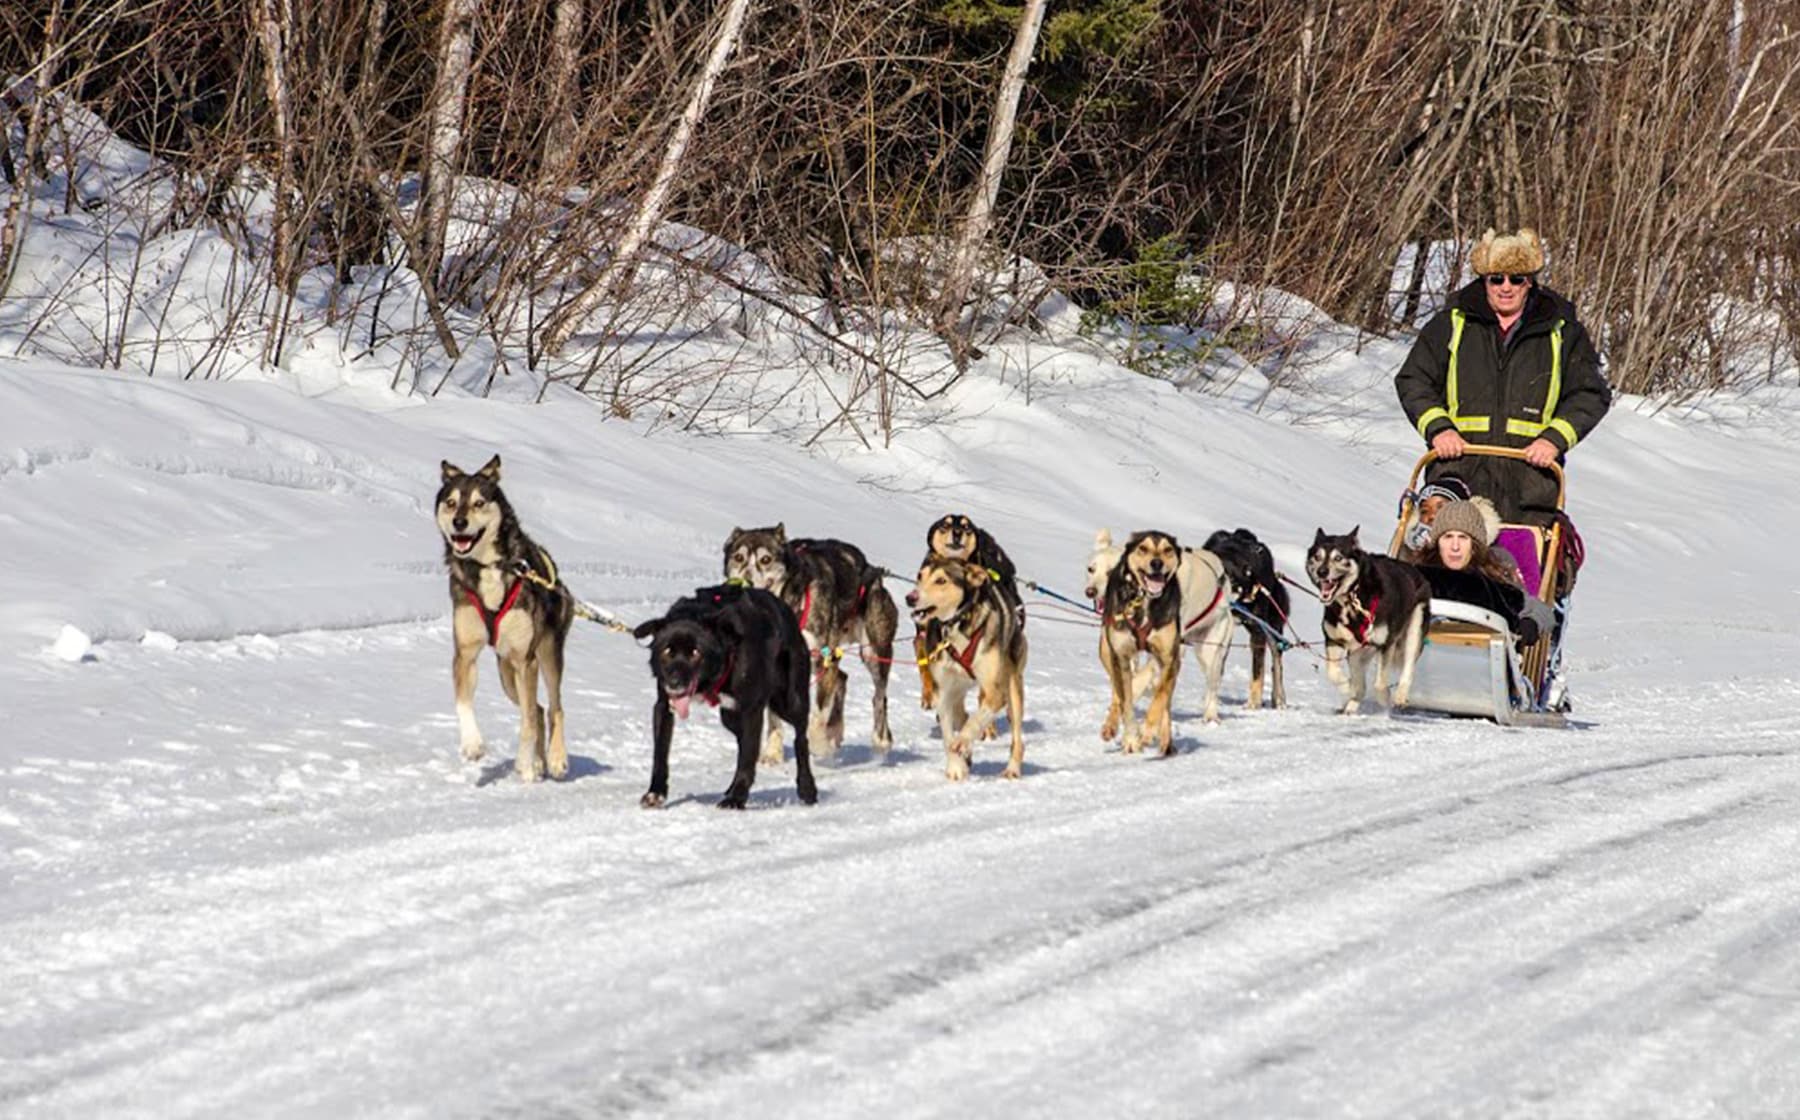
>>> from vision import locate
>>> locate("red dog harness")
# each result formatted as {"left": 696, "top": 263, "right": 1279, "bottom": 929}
{"left": 1351, "top": 595, "right": 1381, "bottom": 645}
{"left": 1180, "top": 583, "right": 1225, "bottom": 635}
{"left": 464, "top": 580, "right": 524, "bottom": 647}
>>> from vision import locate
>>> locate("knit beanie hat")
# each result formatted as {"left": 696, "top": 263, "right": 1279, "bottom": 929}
{"left": 1418, "top": 474, "right": 1472, "bottom": 505}
{"left": 1430, "top": 500, "right": 1491, "bottom": 554}
{"left": 1470, "top": 228, "right": 1545, "bottom": 276}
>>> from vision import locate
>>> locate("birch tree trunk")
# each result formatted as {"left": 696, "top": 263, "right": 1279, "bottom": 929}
{"left": 419, "top": 0, "right": 479, "bottom": 290}
{"left": 541, "top": 0, "right": 755, "bottom": 357}
{"left": 254, "top": 0, "right": 296, "bottom": 291}
{"left": 0, "top": 0, "right": 61, "bottom": 302}
{"left": 935, "top": 0, "right": 1047, "bottom": 355}
{"left": 541, "top": 0, "right": 586, "bottom": 181}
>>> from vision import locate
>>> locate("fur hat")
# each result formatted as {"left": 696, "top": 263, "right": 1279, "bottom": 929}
{"left": 1429, "top": 497, "right": 1502, "bottom": 550}
{"left": 1470, "top": 228, "right": 1545, "bottom": 277}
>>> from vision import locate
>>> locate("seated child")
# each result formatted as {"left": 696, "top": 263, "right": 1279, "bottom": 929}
{"left": 1416, "top": 499, "right": 1555, "bottom": 647}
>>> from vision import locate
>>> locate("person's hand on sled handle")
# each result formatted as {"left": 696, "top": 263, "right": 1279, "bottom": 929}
{"left": 1431, "top": 429, "right": 1468, "bottom": 460}
{"left": 1522, "top": 438, "right": 1560, "bottom": 468}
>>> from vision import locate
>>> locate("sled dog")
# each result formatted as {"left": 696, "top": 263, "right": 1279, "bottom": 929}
{"left": 1306, "top": 526, "right": 1431, "bottom": 714}
{"left": 723, "top": 524, "right": 897, "bottom": 761}
{"left": 633, "top": 583, "right": 817, "bottom": 809}
{"left": 1203, "top": 527, "right": 1290, "bottom": 709}
{"left": 907, "top": 558, "right": 1028, "bottom": 781}
{"left": 1085, "top": 528, "right": 1236, "bottom": 749}
{"left": 916, "top": 513, "right": 1021, "bottom": 711}
{"left": 436, "top": 455, "right": 574, "bottom": 780}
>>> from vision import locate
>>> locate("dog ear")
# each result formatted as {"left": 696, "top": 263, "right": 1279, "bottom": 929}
{"left": 477, "top": 455, "right": 502, "bottom": 481}
{"left": 773, "top": 522, "right": 786, "bottom": 546}
{"left": 1312, "top": 527, "right": 1327, "bottom": 546}
{"left": 1165, "top": 534, "right": 1180, "bottom": 553}
{"left": 1094, "top": 528, "right": 1112, "bottom": 549}
{"left": 1348, "top": 525, "right": 1360, "bottom": 548}
{"left": 970, "top": 565, "right": 989, "bottom": 584}
{"left": 441, "top": 460, "right": 464, "bottom": 482}
{"left": 631, "top": 616, "right": 664, "bottom": 640}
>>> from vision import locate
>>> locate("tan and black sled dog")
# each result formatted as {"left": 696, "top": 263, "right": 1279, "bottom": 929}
{"left": 906, "top": 558, "right": 1029, "bottom": 781}
{"left": 436, "top": 455, "right": 574, "bottom": 781}
{"left": 1086, "top": 529, "right": 1234, "bottom": 756}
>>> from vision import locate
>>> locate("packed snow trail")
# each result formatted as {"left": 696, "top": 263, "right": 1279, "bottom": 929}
{"left": 6, "top": 360, "right": 1800, "bottom": 1117}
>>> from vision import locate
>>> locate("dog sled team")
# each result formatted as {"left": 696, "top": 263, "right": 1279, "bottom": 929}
{"left": 435, "top": 227, "right": 1611, "bottom": 808}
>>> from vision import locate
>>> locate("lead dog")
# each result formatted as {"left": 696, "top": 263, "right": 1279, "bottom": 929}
{"left": 1084, "top": 528, "right": 1235, "bottom": 752}
{"left": 907, "top": 558, "right": 1028, "bottom": 780}
{"left": 436, "top": 455, "right": 574, "bottom": 781}
{"left": 723, "top": 524, "right": 897, "bottom": 761}
{"left": 633, "top": 583, "right": 817, "bottom": 809}
{"left": 1305, "top": 526, "right": 1431, "bottom": 714}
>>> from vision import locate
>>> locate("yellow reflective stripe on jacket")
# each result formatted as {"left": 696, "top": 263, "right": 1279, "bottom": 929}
{"left": 1416, "top": 407, "right": 1451, "bottom": 437}
{"left": 1444, "top": 311, "right": 1569, "bottom": 444}
{"left": 1446, "top": 309, "right": 1466, "bottom": 420}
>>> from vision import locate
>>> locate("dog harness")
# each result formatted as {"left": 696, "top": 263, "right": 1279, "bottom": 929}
{"left": 794, "top": 582, "right": 869, "bottom": 632}
{"left": 465, "top": 580, "right": 525, "bottom": 647}
{"left": 1351, "top": 595, "right": 1381, "bottom": 645}
{"left": 463, "top": 548, "right": 557, "bottom": 647}
{"left": 1180, "top": 583, "right": 1226, "bottom": 635}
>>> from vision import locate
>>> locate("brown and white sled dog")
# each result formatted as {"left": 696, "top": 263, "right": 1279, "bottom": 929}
{"left": 1084, "top": 529, "right": 1236, "bottom": 753}
{"left": 915, "top": 513, "right": 1021, "bottom": 712}
{"left": 906, "top": 558, "right": 1028, "bottom": 780}
{"left": 1306, "top": 526, "right": 1431, "bottom": 714}
{"left": 437, "top": 455, "right": 575, "bottom": 780}
{"left": 724, "top": 524, "right": 897, "bottom": 762}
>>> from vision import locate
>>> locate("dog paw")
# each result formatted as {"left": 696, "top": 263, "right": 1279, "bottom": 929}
{"left": 640, "top": 791, "right": 666, "bottom": 809}
{"left": 1001, "top": 763, "right": 1022, "bottom": 780}
{"left": 759, "top": 746, "right": 784, "bottom": 766}
{"left": 980, "top": 723, "right": 997, "bottom": 741}
{"left": 797, "top": 778, "right": 818, "bottom": 805}
{"left": 716, "top": 794, "right": 748, "bottom": 810}
{"left": 1202, "top": 705, "right": 1221, "bottom": 725}
{"left": 1100, "top": 718, "right": 1119, "bottom": 742}
{"left": 945, "top": 756, "right": 970, "bottom": 782}
{"left": 460, "top": 740, "right": 485, "bottom": 762}
{"left": 1340, "top": 700, "right": 1362, "bottom": 716}
{"left": 1391, "top": 685, "right": 1411, "bottom": 708}
{"left": 546, "top": 755, "right": 569, "bottom": 780}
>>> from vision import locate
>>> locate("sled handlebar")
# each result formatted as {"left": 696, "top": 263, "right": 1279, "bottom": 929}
{"left": 1404, "top": 446, "right": 1565, "bottom": 511}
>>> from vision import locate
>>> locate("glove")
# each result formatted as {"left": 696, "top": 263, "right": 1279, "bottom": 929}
{"left": 1515, "top": 617, "right": 1540, "bottom": 647}
{"left": 1404, "top": 520, "right": 1433, "bottom": 553}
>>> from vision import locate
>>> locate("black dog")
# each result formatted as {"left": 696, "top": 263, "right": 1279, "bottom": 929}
{"left": 633, "top": 583, "right": 817, "bottom": 809}
{"left": 1306, "top": 527, "right": 1431, "bottom": 714}
{"left": 1204, "top": 528, "right": 1290, "bottom": 709}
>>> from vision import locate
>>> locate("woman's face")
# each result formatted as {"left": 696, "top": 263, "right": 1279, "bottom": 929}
{"left": 1419, "top": 495, "right": 1449, "bottom": 525}
{"left": 1438, "top": 530, "right": 1474, "bottom": 571}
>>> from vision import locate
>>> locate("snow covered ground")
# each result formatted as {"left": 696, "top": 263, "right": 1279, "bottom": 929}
{"left": 5, "top": 101, "right": 1800, "bottom": 1116}
{"left": 6, "top": 330, "right": 1800, "bottom": 1118}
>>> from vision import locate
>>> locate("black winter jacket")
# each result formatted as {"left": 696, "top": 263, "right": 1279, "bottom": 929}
{"left": 1395, "top": 282, "right": 1610, "bottom": 522}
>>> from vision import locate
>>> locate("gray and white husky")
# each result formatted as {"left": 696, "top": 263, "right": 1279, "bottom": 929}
{"left": 436, "top": 455, "right": 574, "bottom": 780}
{"left": 1306, "top": 526, "right": 1430, "bottom": 714}
{"left": 723, "top": 524, "right": 897, "bottom": 761}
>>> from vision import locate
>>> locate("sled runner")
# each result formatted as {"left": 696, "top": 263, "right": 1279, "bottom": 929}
{"left": 1387, "top": 447, "right": 1575, "bottom": 728}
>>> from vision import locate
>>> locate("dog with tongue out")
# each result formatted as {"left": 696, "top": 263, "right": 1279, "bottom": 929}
{"left": 632, "top": 583, "right": 818, "bottom": 810}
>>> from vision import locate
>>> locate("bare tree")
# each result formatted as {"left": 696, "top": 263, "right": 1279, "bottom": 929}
{"left": 540, "top": 0, "right": 585, "bottom": 181}
{"left": 419, "top": 0, "right": 479, "bottom": 289}
{"left": 541, "top": 0, "right": 756, "bottom": 357}
{"left": 1, "top": 1, "right": 64, "bottom": 302}
{"left": 935, "top": 0, "right": 1047, "bottom": 358}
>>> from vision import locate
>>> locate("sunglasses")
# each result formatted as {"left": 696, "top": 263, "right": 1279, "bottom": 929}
{"left": 1485, "top": 273, "right": 1533, "bottom": 287}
